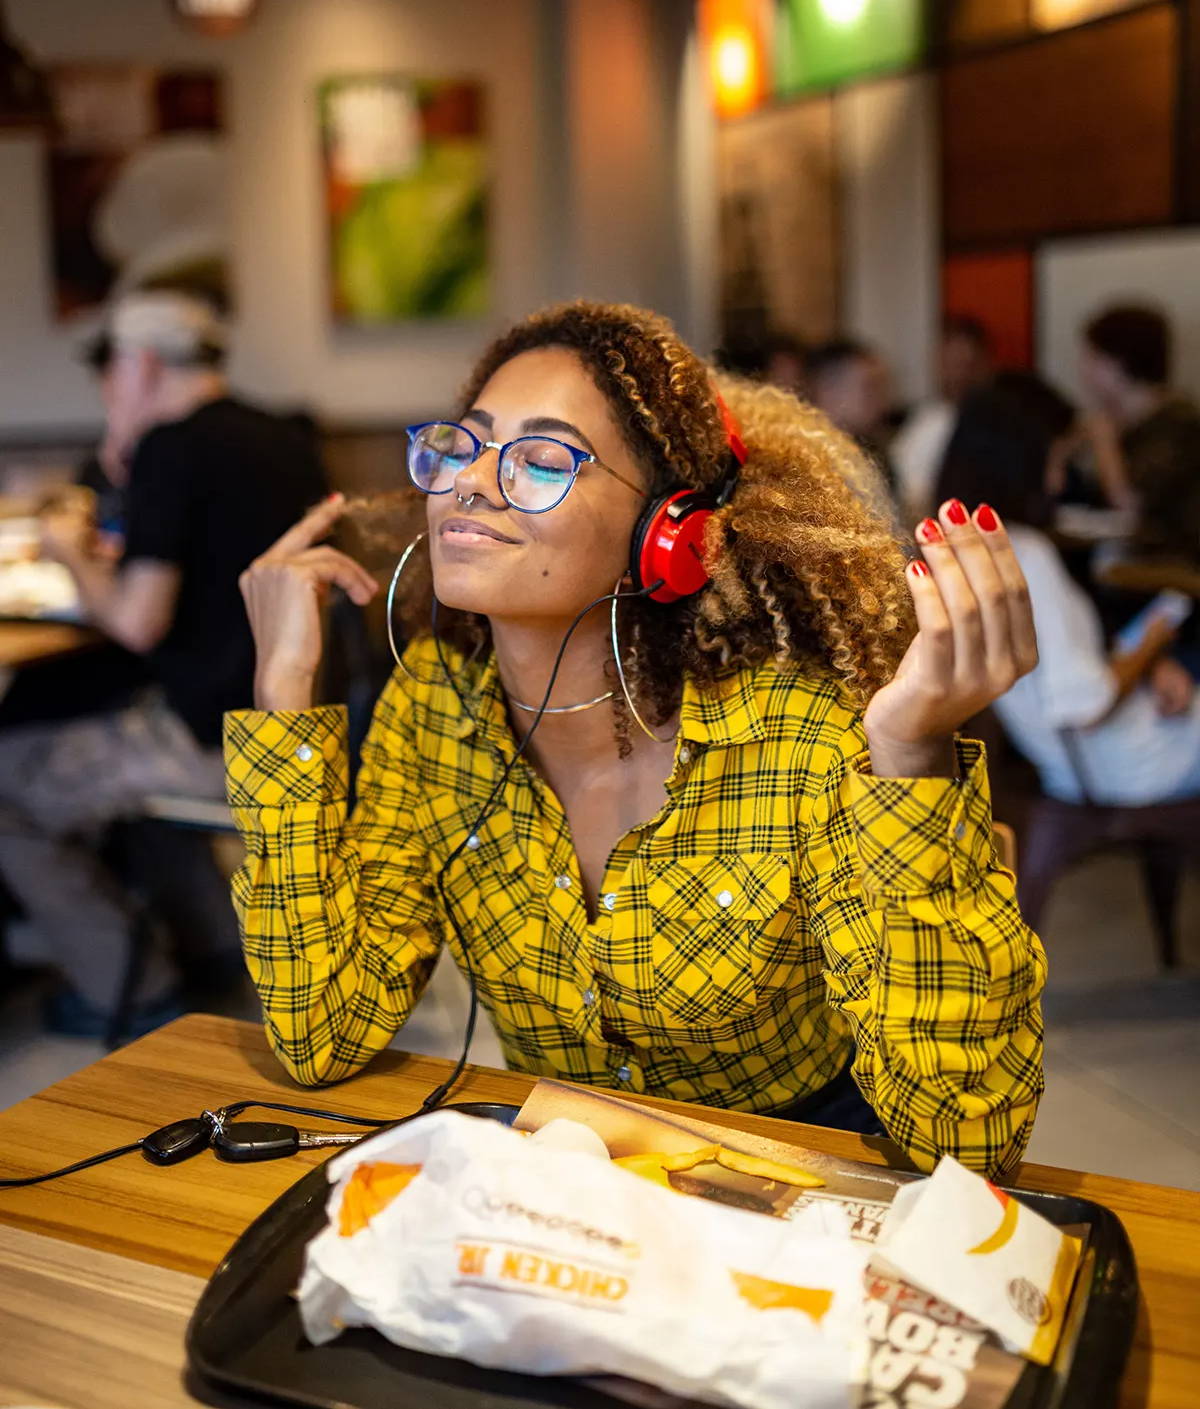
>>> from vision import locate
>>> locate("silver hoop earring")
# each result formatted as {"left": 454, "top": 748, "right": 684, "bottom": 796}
{"left": 386, "top": 533, "right": 485, "bottom": 692}
{"left": 386, "top": 533, "right": 427, "bottom": 678}
{"left": 456, "top": 492, "right": 477, "bottom": 507}
{"left": 609, "top": 580, "right": 676, "bottom": 743}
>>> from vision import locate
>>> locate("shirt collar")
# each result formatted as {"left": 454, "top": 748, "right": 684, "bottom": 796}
{"left": 679, "top": 666, "right": 765, "bottom": 747}
{"left": 449, "top": 648, "right": 511, "bottom": 747}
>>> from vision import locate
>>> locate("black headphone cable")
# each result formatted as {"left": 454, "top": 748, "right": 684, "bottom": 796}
{"left": 419, "top": 578, "right": 662, "bottom": 1114}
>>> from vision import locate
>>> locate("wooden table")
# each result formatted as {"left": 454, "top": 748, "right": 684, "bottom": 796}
{"left": 0, "top": 618, "right": 99, "bottom": 670}
{"left": 0, "top": 1224, "right": 210, "bottom": 1408}
{"left": 0, "top": 1015, "right": 1197, "bottom": 1408}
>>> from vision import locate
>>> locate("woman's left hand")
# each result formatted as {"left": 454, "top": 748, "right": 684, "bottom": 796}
{"left": 863, "top": 500, "right": 1039, "bottom": 778}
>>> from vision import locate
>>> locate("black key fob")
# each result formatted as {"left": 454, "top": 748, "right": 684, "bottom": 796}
{"left": 141, "top": 1117, "right": 212, "bottom": 1165}
{"left": 213, "top": 1121, "right": 301, "bottom": 1162}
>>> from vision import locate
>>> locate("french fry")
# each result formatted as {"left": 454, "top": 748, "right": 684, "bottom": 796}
{"left": 614, "top": 1143, "right": 824, "bottom": 1190}
{"left": 714, "top": 1147, "right": 825, "bottom": 1188}
{"left": 659, "top": 1144, "right": 721, "bottom": 1172}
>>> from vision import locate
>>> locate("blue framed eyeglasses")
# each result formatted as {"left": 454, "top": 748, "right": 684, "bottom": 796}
{"left": 405, "top": 421, "right": 644, "bottom": 514}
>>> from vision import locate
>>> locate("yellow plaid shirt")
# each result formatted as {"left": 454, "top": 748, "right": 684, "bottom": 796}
{"left": 225, "top": 637, "right": 1045, "bottom": 1177}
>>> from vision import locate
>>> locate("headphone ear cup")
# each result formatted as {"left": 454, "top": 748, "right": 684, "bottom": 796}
{"left": 629, "top": 490, "right": 715, "bottom": 604}
{"left": 628, "top": 494, "right": 673, "bottom": 596}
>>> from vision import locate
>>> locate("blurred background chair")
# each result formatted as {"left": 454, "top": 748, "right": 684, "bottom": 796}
{"left": 101, "top": 589, "right": 391, "bottom": 1045}
{"left": 1018, "top": 796, "right": 1200, "bottom": 972}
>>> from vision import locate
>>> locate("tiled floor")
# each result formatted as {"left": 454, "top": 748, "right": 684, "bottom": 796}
{"left": 2, "top": 855, "right": 1197, "bottom": 1191}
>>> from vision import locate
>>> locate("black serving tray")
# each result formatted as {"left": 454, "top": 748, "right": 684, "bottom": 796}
{"left": 186, "top": 1102, "right": 1139, "bottom": 1409}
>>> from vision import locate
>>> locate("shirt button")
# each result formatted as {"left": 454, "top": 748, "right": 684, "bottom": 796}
{"left": 583, "top": 988, "right": 596, "bottom": 1006}
{"left": 716, "top": 889, "right": 733, "bottom": 908}
{"left": 465, "top": 834, "right": 480, "bottom": 851}
{"left": 679, "top": 746, "right": 691, "bottom": 764}
{"left": 954, "top": 822, "right": 966, "bottom": 841}
{"left": 554, "top": 874, "right": 571, "bottom": 889}
{"left": 602, "top": 892, "right": 617, "bottom": 911}
{"left": 295, "top": 744, "right": 313, "bottom": 762}
{"left": 616, "top": 1066, "right": 631, "bottom": 1082}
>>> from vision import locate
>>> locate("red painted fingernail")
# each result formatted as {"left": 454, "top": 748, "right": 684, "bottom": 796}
{"left": 945, "top": 499, "right": 969, "bottom": 526}
{"left": 976, "top": 503, "right": 999, "bottom": 532}
{"left": 909, "top": 559, "right": 930, "bottom": 577}
{"left": 916, "top": 517, "right": 943, "bottom": 544}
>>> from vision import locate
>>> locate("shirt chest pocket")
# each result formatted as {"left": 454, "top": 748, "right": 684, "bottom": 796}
{"left": 646, "top": 852, "right": 793, "bottom": 1029}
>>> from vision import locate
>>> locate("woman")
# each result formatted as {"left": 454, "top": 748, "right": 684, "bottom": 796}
{"left": 937, "top": 372, "right": 1200, "bottom": 809}
{"left": 229, "top": 302, "right": 1044, "bottom": 1178}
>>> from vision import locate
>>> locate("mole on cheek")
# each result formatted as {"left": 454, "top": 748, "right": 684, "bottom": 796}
{"left": 541, "top": 569, "right": 550, "bottom": 578}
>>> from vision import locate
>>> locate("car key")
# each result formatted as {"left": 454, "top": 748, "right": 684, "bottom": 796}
{"left": 213, "top": 1121, "right": 366, "bottom": 1162}
{"left": 140, "top": 1116, "right": 214, "bottom": 1165}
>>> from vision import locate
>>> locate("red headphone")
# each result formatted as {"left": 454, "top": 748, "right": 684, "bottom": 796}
{"left": 628, "top": 393, "right": 748, "bottom": 604}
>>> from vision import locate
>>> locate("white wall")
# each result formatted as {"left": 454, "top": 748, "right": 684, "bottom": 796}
{"left": 0, "top": 0, "right": 707, "bottom": 434}
{"left": 1037, "top": 229, "right": 1200, "bottom": 403}
{"left": 675, "top": 18, "right": 719, "bottom": 360}
{"left": 835, "top": 72, "right": 939, "bottom": 404}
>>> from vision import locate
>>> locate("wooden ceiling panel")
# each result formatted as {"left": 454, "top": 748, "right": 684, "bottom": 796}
{"left": 941, "top": 4, "right": 1176, "bottom": 248}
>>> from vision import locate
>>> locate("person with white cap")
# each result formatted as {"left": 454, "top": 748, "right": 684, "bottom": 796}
{"left": 0, "top": 288, "right": 328, "bottom": 1039}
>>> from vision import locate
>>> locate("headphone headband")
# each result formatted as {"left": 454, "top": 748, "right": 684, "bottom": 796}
{"left": 713, "top": 390, "right": 746, "bottom": 507}
{"left": 715, "top": 390, "right": 748, "bottom": 468}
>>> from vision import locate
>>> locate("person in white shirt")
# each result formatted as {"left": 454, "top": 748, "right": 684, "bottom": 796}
{"left": 936, "top": 373, "right": 1200, "bottom": 807}
{"left": 893, "top": 316, "right": 994, "bottom": 526}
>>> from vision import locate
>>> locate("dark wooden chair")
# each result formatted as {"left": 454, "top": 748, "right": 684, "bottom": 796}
{"left": 1016, "top": 795, "right": 1200, "bottom": 970}
{"left": 105, "top": 592, "right": 391, "bottom": 1046}
{"left": 963, "top": 707, "right": 1198, "bottom": 970}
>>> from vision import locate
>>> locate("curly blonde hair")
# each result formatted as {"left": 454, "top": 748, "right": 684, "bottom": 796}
{"left": 352, "top": 300, "right": 914, "bottom": 732}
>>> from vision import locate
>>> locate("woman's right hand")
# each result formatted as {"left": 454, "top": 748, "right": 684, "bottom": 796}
{"left": 240, "top": 493, "right": 379, "bottom": 711}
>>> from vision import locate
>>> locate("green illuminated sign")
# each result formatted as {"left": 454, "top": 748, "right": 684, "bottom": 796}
{"left": 775, "top": 0, "right": 925, "bottom": 94}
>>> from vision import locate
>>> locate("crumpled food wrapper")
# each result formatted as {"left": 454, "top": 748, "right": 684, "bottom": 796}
{"left": 873, "top": 1156, "right": 1082, "bottom": 1365}
{"left": 297, "top": 1110, "right": 870, "bottom": 1409}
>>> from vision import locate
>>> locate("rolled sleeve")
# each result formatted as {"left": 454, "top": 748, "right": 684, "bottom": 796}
{"left": 845, "top": 738, "right": 997, "bottom": 901}
{"left": 224, "top": 706, "right": 350, "bottom": 810}
{"left": 221, "top": 684, "right": 443, "bottom": 1087}
{"left": 805, "top": 729, "right": 1044, "bottom": 1178}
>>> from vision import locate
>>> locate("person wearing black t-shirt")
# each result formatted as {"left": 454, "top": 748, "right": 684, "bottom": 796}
{"left": 0, "top": 291, "right": 327, "bottom": 1036}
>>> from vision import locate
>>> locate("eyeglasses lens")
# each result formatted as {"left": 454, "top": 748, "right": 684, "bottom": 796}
{"left": 500, "top": 438, "right": 577, "bottom": 511}
{"left": 409, "top": 423, "right": 476, "bottom": 493}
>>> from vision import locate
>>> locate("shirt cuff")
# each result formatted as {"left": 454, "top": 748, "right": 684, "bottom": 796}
{"left": 224, "top": 706, "right": 349, "bottom": 808}
{"left": 843, "top": 737, "right": 996, "bottom": 900}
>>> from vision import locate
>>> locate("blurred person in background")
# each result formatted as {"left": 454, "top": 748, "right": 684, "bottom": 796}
{"left": 804, "top": 337, "right": 897, "bottom": 516}
{"left": 760, "top": 330, "right": 807, "bottom": 397}
{"left": 1077, "top": 304, "right": 1200, "bottom": 565}
{"left": 714, "top": 329, "right": 807, "bottom": 397}
{"left": 892, "top": 315, "right": 994, "bottom": 525}
{"left": 0, "top": 289, "right": 328, "bottom": 1037}
{"left": 937, "top": 372, "right": 1200, "bottom": 808}
{"left": 0, "top": 335, "right": 147, "bottom": 735}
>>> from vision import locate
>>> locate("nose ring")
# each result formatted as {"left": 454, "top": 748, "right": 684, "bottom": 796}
{"left": 456, "top": 492, "right": 477, "bottom": 508}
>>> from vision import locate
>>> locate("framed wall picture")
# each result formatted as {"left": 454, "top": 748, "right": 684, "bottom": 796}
{"left": 318, "top": 75, "right": 488, "bottom": 324}
{"left": 45, "top": 66, "right": 226, "bottom": 319}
